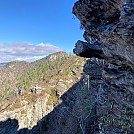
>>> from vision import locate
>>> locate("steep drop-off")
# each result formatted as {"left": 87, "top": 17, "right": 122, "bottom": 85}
{"left": 0, "top": 52, "right": 86, "bottom": 133}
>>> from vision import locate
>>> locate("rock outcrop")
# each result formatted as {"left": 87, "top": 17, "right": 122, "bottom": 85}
{"left": 73, "top": 0, "right": 134, "bottom": 133}
{"left": 0, "top": 93, "right": 53, "bottom": 130}
{"left": 73, "top": 0, "right": 134, "bottom": 68}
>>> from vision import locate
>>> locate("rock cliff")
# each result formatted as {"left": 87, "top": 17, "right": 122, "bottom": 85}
{"left": 73, "top": 0, "right": 134, "bottom": 133}
{"left": 0, "top": 93, "right": 52, "bottom": 130}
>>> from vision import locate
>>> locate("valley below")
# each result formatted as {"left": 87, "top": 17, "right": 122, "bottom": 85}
{"left": 0, "top": 52, "right": 87, "bottom": 133}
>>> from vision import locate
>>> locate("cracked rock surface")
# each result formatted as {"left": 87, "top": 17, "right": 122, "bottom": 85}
{"left": 73, "top": 0, "right": 134, "bottom": 68}
{"left": 73, "top": 0, "right": 134, "bottom": 133}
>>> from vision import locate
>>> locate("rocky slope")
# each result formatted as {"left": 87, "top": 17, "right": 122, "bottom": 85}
{"left": 0, "top": 52, "right": 86, "bottom": 132}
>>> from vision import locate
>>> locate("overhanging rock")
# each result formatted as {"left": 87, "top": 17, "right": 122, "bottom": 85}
{"left": 73, "top": 40, "right": 105, "bottom": 59}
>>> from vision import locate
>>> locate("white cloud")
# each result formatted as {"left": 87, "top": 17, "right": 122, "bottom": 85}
{"left": 0, "top": 43, "right": 64, "bottom": 63}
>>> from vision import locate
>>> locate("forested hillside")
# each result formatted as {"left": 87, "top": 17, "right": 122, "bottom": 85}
{"left": 0, "top": 52, "right": 86, "bottom": 129}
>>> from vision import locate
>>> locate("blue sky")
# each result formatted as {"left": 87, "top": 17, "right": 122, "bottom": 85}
{"left": 0, "top": 0, "right": 84, "bottom": 62}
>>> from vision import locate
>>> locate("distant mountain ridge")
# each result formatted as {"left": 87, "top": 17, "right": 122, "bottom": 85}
{"left": 0, "top": 63, "right": 7, "bottom": 68}
{"left": 0, "top": 51, "right": 68, "bottom": 68}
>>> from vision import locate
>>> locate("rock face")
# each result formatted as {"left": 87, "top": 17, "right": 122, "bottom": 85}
{"left": 73, "top": 0, "right": 134, "bottom": 68}
{"left": 73, "top": 0, "right": 134, "bottom": 133}
{"left": 0, "top": 93, "right": 53, "bottom": 130}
